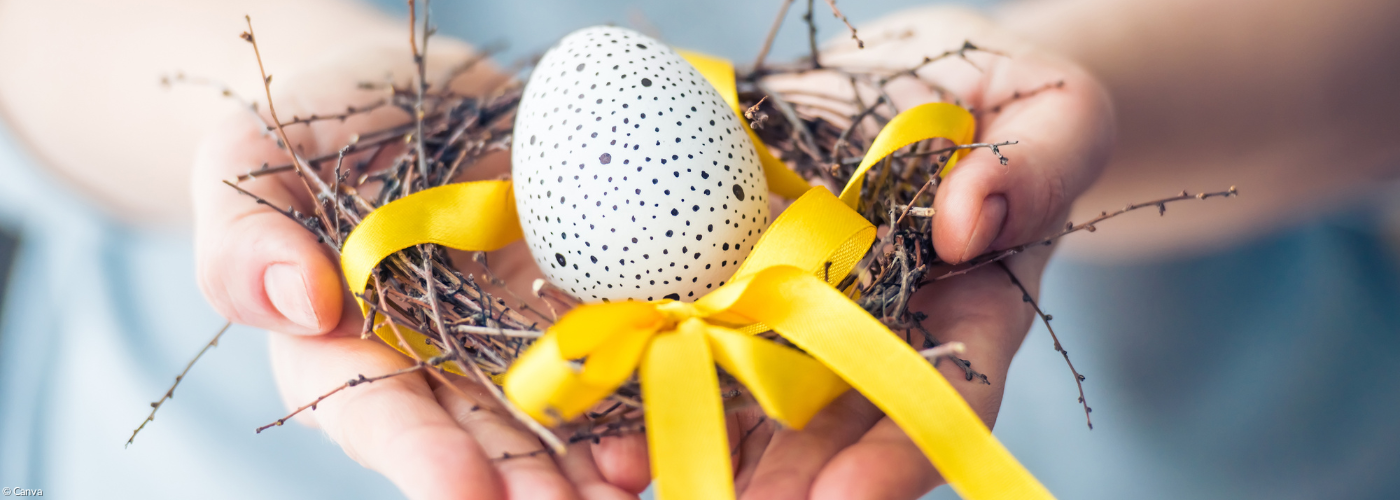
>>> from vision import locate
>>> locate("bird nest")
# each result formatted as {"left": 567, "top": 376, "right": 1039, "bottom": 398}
{"left": 130, "top": 3, "right": 1235, "bottom": 453}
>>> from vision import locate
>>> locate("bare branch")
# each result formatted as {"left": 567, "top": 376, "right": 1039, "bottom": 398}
{"left": 128, "top": 321, "right": 232, "bottom": 447}
{"left": 997, "top": 261, "right": 1093, "bottom": 430}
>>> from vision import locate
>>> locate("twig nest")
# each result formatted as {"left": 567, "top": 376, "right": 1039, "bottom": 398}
{"left": 512, "top": 26, "right": 770, "bottom": 302}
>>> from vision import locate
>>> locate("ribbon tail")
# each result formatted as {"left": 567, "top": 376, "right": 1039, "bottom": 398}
{"left": 725, "top": 267, "right": 1054, "bottom": 500}
{"left": 641, "top": 320, "right": 735, "bottom": 500}
{"left": 503, "top": 333, "right": 620, "bottom": 425}
{"left": 704, "top": 325, "right": 849, "bottom": 429}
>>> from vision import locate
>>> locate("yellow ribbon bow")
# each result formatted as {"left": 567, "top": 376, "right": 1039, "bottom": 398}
{"left": 339, "top": 51, "right": 1052, "bottom": 500}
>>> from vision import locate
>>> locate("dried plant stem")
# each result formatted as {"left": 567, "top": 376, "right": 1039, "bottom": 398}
{"left": 979, "top": 80, "right": 1066, "bottom": 115}
{"left": 894, "top": 179, "right": 934, "bottom": 226}
{"left": 161, "top": 73, "right": 272, "bottom": 136}
{"left": 756, "top": 80, "right": 827, "bottom": 163}
{"left": 241, "top": 17, "right": 334, "bottom": 235}
{"left": 270, "top": 99, "right": 389, "bottom": 130}
{"left": 491, "top": 448, "right": 552, "bottom": 462}
{"left": 408, "top": 0, "right": 432, "bottom": 180}
{"left": 804, "top": 0, "right": 820, "bottom": 69}
{"left": 752, "top": 0, "right": 795, "bottom": 72}
{"left": 256, "top": 363, "right": 427, "bottom": 433}
{"left": 996, "top": 261, "right": 1092, "bottom": 429}
{"left": 821, "top": 0, "right": 863, "bottom": 49}
{"left": 450, "top": 324, "right": 543, "bottom": 338}
{"left": 930, "top": 187, "right": 1240, "bottom": 282}
{"left": 831, "top": 95, "right": 886, "bottom": 158}
{"left": 918, "top": 340, "right": 966, "bottom": 360}
{"left": 839, "top": 141, "right": 1019, "bottom": 167}
{"left": 127, "top": 321, "right": 232, "bottom": 447}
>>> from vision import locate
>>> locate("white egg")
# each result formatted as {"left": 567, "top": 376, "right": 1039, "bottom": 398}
{"left": 512, "top": 26, "right": 770, "bottom": 303}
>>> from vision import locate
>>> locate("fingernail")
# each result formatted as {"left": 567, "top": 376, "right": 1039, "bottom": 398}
{"left": 960, "top": 195, "right": 1007, "bottom": 262}
{"left": 265, "top": 263, "right": 320, "bottom": 331}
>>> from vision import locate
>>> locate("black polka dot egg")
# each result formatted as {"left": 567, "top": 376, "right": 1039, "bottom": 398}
{"left": 512, "top": 26, "right": 770, "bottom": 303}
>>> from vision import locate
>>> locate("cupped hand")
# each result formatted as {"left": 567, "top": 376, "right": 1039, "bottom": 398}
{"left": 720, "top": 7, "right": 1114, "bottom": 499}
{"left": 191, "top": 45, "right": 650, "bottom": 500}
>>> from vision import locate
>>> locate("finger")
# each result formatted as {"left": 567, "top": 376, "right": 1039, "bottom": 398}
{"left": 194, "top": 111, "right": 344, "bottom": 334}
{"left": 811, "top": 418, "right": 941, "bottom": 500}
{"left": 269, "top": 332, "right": 504, "bottom": 500}
{"left": 737, "top": 390, "right": 884, "bottom": 500}
{"left": 558, "top": 441, "right": 643, "bottom": 500}
{"left": 803, "top": 253, "right": 1050, "bottom": 500}
{"left": 932, "top": 56, "right": 1114, "bottom": 263}
{"left": 733, "top": 409, "right": 776, "bottom": 494}
{"left": 433, "top": 375, "right": 583, "bottom": 500}
{"left": 590, "top": 432, "right": 652, "bottom": 494}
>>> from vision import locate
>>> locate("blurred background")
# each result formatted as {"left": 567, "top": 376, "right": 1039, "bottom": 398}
{"left": 0, "top": 1, "right": 1397, "bottom": 499}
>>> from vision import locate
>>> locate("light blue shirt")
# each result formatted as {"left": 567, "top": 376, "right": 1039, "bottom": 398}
{"left": 0, "top": 121, "right": 403, "bottom": 497}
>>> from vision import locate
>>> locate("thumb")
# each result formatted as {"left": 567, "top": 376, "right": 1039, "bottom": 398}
{"left": 193, "top": 111, "right": 345, "bottom": 334}
{"left": 932, "top": 63, "right": 1113, "bottom": 263}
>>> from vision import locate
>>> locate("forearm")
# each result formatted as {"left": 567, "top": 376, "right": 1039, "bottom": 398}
{"left": 995, "top": 0, "right": 1400, "bottom": 257}
{"left": 0, "top": 0, "right": 481, "bottom": 225}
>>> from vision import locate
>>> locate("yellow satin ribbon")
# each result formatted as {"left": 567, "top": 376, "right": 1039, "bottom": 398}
{"left": 838, "top": 100, "right": 977, "bottom": 209}
{"left": 340, "top": 180, "right": 522, "bottom": 372}
{"left": 677, "top": 50, "right": 813, "bottom": 200}
{"left": 338, "top": 50, "right": 1051, "bottom": 500}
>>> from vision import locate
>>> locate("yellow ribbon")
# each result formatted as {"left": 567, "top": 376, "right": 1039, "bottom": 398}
{"left": 838, "top": 101, "right": 977, "bottom": 209}
{"left": 338, "top": 50, "right": 1051, "bottom": 500}
{"left": 677, "top": 50, "right": 813, "bottom": 200}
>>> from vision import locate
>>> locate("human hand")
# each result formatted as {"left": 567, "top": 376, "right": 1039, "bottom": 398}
{"left": 192, "top": 45, "right": 649, "bottom": 500}
{"left": 719, "top": 7, "right": 1114, "bottom": 498}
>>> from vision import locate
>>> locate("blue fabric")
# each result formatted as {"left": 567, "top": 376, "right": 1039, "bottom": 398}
{"left": 0, "top": 120, "right": 403, "bottom": 497}
{"left": 932, "top": 211, "right": 1400, "bottom": 500}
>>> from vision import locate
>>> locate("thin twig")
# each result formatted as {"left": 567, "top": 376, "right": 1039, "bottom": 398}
{"left": 831, "top": 95, "right": 886, "bottom": 159}
{"left": 256, "top": 363, "right": 427, "bottom": 433}
{"left": 240, "top": 17, "right": 335, "bottom": 234}
{"left": 450, "top": 323, "right": 543, "bottom": 338}
{"left": 127, "top": 321, "right": 232, "bottom": 447}
{"left": 491, "top": 448, "right": 553, "bottom": 462}
{"left": 269, "top": 99, "right": 390, "bottom": 130}
{"left": 804, "top": 0, "right": 820, "bottom": 69}
{"left": 821, "top": 0, "right": 863, "bottom": 49}
{"left": 929, "top": 187, "right": 1239, "bottom": 282}
{"left": 978, "top": 80, "right": 1065, "bottom": 115}
{"left": 840, "top": 141, "right": 1019, "bottom": 167}
{"left": 894, "top": 179, "right": 934, "bottom": 226}
{"left": 918, "top": 341, "right": 965, "bottom": 360}
{"left": 997, "top": 261, "right": 1092, "bottom": 429}
{"left": 409, "top": 0, "right": 432, "bottom": 180}
{"left": 751, "top": 0, "right": 795, "bottom": 73}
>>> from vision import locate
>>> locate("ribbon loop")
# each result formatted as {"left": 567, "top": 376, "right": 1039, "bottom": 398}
{"left": 837, "top": 102, "right": 977, "bottom": 210}
{"left": 641, "top": 321, "right": 734, "bottom": 500}
{"left": 729, "top": 187, "right": 876, "bottom": 285}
